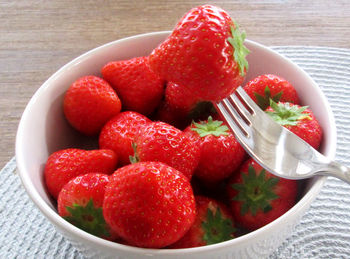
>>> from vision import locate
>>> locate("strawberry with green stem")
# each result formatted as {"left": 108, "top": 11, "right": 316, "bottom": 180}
{"left": 57, "top": 173, "right": 119, "bottom": 241}
{"left": 266, "top": 100, "right": 322, "bottom": 149}
{"left": 99, "top": 111, "right": 151, "bottom": 166}
{"left": 149, "top": 4, "right": 249, "bottom": 101}
{"left": 132, "top": 121, "right": 200, "bottom": 179}
{"left": 243, "top": 74, "right": 299, "bottom": 110}
{"left": 184, "top": 116, "right": 246, "bottom": 183}
{"left": 227, "top": 158, "right": 297, "bottom": 231}
{"left": 170, "top": 196, "right": 236, "bottom": 248}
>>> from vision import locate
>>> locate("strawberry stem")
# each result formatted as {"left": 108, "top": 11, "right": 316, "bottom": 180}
{"left": 254, "top": 86, "right": 283, "bottom": 110}
{"left": 129, "top": 142, "right": 140, "bottom": 164}
{"left": 191, "top": 116, "right": 229, "bottom": 137}
{"left": 227, "top": 22, "right": 250, "bottom": 76}
{"left": 266, "top": 100, "right": 311, "bottom": 126}
{"left": 202, "top": 208, "right": 235, "bottom": 244}
{"left": 64, "top": 199, "right": 110, "bottom": 237}
{"left": 231, "top": 165, "right": 279, "bottom": 216}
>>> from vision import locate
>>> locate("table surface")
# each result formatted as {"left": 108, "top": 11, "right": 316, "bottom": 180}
{"left": 1, "top": 0, "right": 350, "bottom": 168}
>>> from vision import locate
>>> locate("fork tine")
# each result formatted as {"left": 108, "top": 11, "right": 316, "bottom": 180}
{"left": 215, "top": 98, "right": 251, "bottom": 139}
{"left": 228, "top": 94, "right": 252, "bottom": 127}
{"left": 235, "top": 87, "right": 261, "bottom": 115}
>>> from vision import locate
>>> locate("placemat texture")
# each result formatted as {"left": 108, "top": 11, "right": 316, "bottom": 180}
{"left": 1, "top": 46, "right": 350, "bottom": 259}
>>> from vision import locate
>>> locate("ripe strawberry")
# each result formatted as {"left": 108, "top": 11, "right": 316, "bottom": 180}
{"left": 101, "top": 56, "right": 165, "bottom": 115}
{"left": 99, "top": 111, "right": 151, "bottom": 166}
{"left": 155, "top": 82, "right": 216, "bottom": 130}
{"left": 265, "top": 100, "right": 322, "bottom": 149}
{"left": 155, "top": 100, "right": 188, "bottom": 130}
{"left": 170, "top": 196, "right": 235, "bottom": 248}
{"left": 149, "top": 5, "right": 250, "bottom": 101}
{"left": 165, "top": 82, "right": 216, "bottom": 122}
{"left": 63, "top": 75, "right": 121, "bottom": 135}
{"left": 103, "top": 161, "right": 196, "bottom": 248}
{"left": 44, "top": 148, "right": 118, "bottom": 199}
{"left": 57, "top": 173, "right": 118, "bottom": 241}
{"left": 243, "top": 74, "right": 300, "bottom": 110}
{"left": 132, "top": 121, "right": 200, "bottom": 179}
{"left": 227, "top": 158, "right": 298, "bottom": 231}
{"left": 184, "top": 116, "right": 246, "bottom": 182}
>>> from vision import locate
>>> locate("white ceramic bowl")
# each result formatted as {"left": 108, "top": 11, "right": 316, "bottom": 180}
{"left": 16, "top": 31, "right": 336, "bottom": 259}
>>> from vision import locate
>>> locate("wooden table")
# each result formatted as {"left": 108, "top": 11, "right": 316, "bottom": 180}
{"left": 1, "top": 0, "right": 349, "bottom": 168}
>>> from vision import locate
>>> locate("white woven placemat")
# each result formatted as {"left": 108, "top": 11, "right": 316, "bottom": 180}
{"left": 1, "top": 46, "right": 350, "bottom": 258}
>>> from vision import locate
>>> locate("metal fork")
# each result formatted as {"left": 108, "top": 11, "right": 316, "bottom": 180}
{"left": 214, "top": 86, "right": 350, "bottom": 184}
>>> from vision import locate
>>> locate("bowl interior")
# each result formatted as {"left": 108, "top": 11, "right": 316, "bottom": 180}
{"left": 16, "top": 31, "right": 336, "bottom": 253}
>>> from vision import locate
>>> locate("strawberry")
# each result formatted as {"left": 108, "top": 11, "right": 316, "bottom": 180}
{"left": 155, "top": 82, "right": 216, "bottom": 130}
{"left": 99, "top": 111, "right": 151, "bottom": 166}
{"left": 265, "top": 100, "right": 322, "bottom": 149}
{"left": 243, "top": 74, "right": 300, "bottom": 110}
{"left": 103, "top": 161, "right": 196, "bottom": 248}
{"left": 44, "top": 148, "right": 118, "bottom": 199}
{"left": 170, "top": 196, "right": 235, "bottom": 248}
{"left": 154, "top": 100, "right": 188, "bottom": 130}
{"left": 63, "top": 75, "right": 121, "bottom": 136}
{"left": 132, "top": 121, "right": 200, "bottom": 179}
{"left": 227, "top": 158, "right": 298, "bottom": 231}
{"left": 165, "top": 82, "right": 216, "bottom": 122}
{"left": 149, "top": 5, "right": 250, "bottom": 101}
{"left": 101, "top": 56, "right": 165, "bottom": 115}
{"left": 57, "top": 173, "right": 118, "bottom": 241}
{"left": 184, "top": 116, "right": 246, "bottom": 182}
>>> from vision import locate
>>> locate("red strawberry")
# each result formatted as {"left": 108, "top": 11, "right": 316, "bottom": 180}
{"left": 103, "top": 161, "right": 196, "bottom": 248}
{"left": 101, "top": 56, "right": 165, "bottom": 115}
{"left": 63, "top": 75, "right": 121, "bottom": 135}
{"left": 132, "top": 121, "right": 200, "bottom": 179}
{"left": 57, "top": 173, "right": 119, "bottom": 241}
{"left": 99, "top": 111, "right": 151, "bottom": 166}
{"left": 227, "top": 158, "right": 297, "bottom": 231}
{"left": 44, "top": 148, "right": 118, "bottom": 199}
{"left": 149, "top": 5, "right": 249, "bottom": 101}
{"left": 155, "top": 82, "right": 216, "bottom": 130}
{"left": 243, "top": 74, "right": 300, "bottom": 110}
{"left": 165, "top": 82, "right": 216, "bottom": 122}
{"left": 265, "top": 100, "right": 322, "bottom": 149}
{"left": 184, "top": 116, "right": 246, "bottom": 182}
{"left": 170, "top": 196, "right": 235, "bottom": 248}
{"left": 155, "top": 100, "right": 188, "bottom": 130}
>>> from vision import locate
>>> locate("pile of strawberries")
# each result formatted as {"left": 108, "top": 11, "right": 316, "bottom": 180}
{"left": 44, "top": 5, "right": 323, "bottom": 249}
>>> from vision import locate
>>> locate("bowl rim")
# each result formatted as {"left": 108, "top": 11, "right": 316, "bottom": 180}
{"left": 15, "top": 31, "right": 337, "bottom": 255}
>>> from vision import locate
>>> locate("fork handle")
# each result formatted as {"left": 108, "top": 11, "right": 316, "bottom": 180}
{"left": 323, "top": 160, "right": 350, "bottom": 183}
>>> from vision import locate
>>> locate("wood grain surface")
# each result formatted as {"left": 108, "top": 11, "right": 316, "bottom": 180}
{"left": 1, "top": 0, "right": 349, "bottom": 168}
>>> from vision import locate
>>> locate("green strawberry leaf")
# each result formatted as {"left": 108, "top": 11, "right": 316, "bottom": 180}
{"left": 263, "top": 204, "right": 273, "bottom": 213}
{"left": 227, "top": 22, "right": 250, "bottom": 76}
{"left": 64, "top": 198, "right": 110, "bottom": 238}
{"left": 265, "top": 100, "right": 311, "bottom": 126}
{"left": 231, "top": 165, "right": 279, "bottom": 216}
{"left": 129, "top": 142, "right": 140, "bottom": 164}
{"left": 202, "top": 208, "right": 236, "bottom": 245}
{"left": 254, "top": 86, "right": 283, "bottom": 110}
{"left": 191, "top": 116, "right": 229, "bottom": 137}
